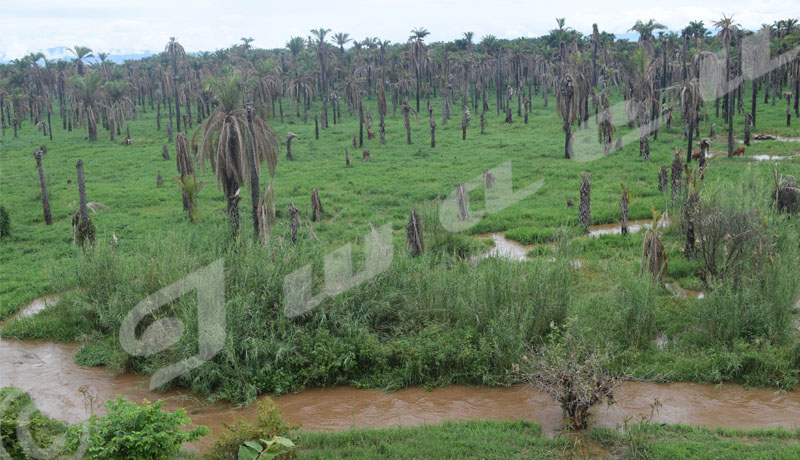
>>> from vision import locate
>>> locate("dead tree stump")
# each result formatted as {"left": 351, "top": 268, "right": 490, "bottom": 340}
{"left": 406, "top": 209, "right": 424, "bottom": 257}
{"left": 311, "top": 188, "right": 324, "bottom": 221}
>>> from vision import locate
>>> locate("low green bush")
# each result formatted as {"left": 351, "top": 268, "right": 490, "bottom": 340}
{"left": 205, "top": 397, "right": 295, "bottom": 460}
{"left": 75, "top": 396, "right": 209, "bottom": 460}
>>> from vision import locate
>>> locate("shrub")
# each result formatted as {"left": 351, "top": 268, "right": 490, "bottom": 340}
{"left": 81, "top": 396, "right": 209, "bottom": 460}
{"left": 694, "top": 203, "right": 771, "bottom": 282}
{"left": 0, "top": 205, "right": 10, "bottom": 238}
{"left": 0, "top": 387, "right": 69, "bottom": 460}
{"left": 514, "top": 318, "right": 621, "bottom": 429}
{"left": 206, "top": 397, "right": 295, "bottom": 460}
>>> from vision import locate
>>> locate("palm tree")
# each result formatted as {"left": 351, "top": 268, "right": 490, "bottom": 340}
{"left": 165, "top": 38, "right": 186, "bottom": 133}
{"left": 103, "top": 80, "right": 134, "bottom": 139}
{"left": 333, "top": 32, "right": 352, "bottom": 55}
{"left": 632, "top": 48, "right": 655, "bottom": 162}
{"left": 286, "top": 37, "right": 305, "bottom": 76}
{"left": 556, "top": 73, "right": 578, "bottom": 158}
{"left": 629, "top": 19, "right": 666, "bottom": 55}
{"left": 310, "top": 28, "right": 331, "bottom": 97}
{"left": 713, "top": 14, "right": 738, "bottom": 157}
{"left": 463, "top": 31, "right": 474, "bottom": 54}
{"left": 33, "top": 148, "right": 52, "bottom": 225}
{"left": 409, "top": 27, "right": 430, "bottom": 111}
{"left": 70, "top": 71, "right": 103, "bottom": 141}
{"left": 68, "top": 45, "right": 93, "bottom": 76}
{"left": 193, "top": 72, "right": 278, "bottom": 237}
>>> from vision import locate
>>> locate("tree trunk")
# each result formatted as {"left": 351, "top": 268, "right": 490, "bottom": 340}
{"left": 75, "top": 158, "right": 94, "bottom": 247}
{"left": 406, "top": 209, "right": 424, "bottom": 257}
{"left": 289, "top": 201, "right": 300, "bottom": 244}
{"left": 620, "top": 189, "right": 628, "bottom": 235}
{"left": 456, "top": 183, "right": 469, "bottom": 221}
{"left": 311, "top": 188, "right": 324, "bottom": 221}
{"left": 359, "top": 101, "right": 364, "bottom": 147}
{"left": 563, "top": 119, "right": 572, "bottom": 159}
{"left": 34, "top": 150, "right": 52, "bottom": 225}
{"left": 429, "top": 107, "right": 435, "bottom": 147}
{"left": 246, "top": 107, "right": 261, "bottom": 238}
{"left": 579, "top": 172, "right": 591, "bottom": 227}
{"left": 379, "top": 112, "right": 385, "bottom": 144}
{"left": 671, "top": 149, "right": 683, "bottom": 204}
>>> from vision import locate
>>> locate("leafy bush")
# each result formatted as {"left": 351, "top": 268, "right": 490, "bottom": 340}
{"left": 79, "top": 396, "right": 209, "bottom": 460}
{"left": 237, "top": 436, "right": 295, "bottom": 460}
{"left": 206, "top": 397, "right": 295, "bottom": 460}
{"left": 0, "top": 387, "right": 69, "bottom": 460}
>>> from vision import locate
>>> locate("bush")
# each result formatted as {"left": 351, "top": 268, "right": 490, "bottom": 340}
{"left": 205, "top": 397, "right": 295, "bottom": 460}
{"left": 514, "top": 318, "right": 620, "bottom": 429}
{"left": 696, "top": 220, "right": 799, "bottom": 347}
{"left": 0, "top": 387, "right": 69, "bottom": 460}
{"left": 694, "top": 203, "right": 771, "bottom": 282}
{"left": 0, "top": 205, "right": 10, "bottom": 238}
{"left": 80, "top": 396, "right": 209, "bottom": 460}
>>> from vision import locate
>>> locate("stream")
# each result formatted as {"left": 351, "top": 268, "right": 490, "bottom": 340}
{"left": 2, "top": 293, "right": 799, "bottom": 452}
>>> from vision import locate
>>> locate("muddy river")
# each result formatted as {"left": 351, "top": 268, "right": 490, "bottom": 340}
{"left": 2, "top": 296, "right": 799, "bottom": 452}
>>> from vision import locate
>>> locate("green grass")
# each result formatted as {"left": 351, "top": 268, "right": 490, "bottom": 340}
{"left": 1, "top": 83, "right": 799, "bottom": 404}
{"left": 295, "top": 420, "right": 800, "bottom": 459}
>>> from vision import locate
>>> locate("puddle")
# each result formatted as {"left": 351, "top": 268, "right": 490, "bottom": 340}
{"left": 474, "top": 233, "right": 533, "bottom": 261}
{"left": 588, "top": 219, "right": 653, "bottom": 237}
{"left": 15, "top": 295, "right": 60, "bottom": 319}
{"left": 747, "top": 154, "right": 800, "bottom": 162}
{"left": 668, "top": 282, "right": 705, "bottom": 299}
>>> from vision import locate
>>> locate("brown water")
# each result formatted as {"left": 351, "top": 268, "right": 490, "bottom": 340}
{"left": 474, "top": 232, "right": 532, "bottom": 261}
{"left": 668, "top": 281, "right": 705, "bottom": 299}
{"left": 588, "top": 219, "right": 653, "bottom": 237}
{"left": 3, "top": 298, "right": 800, "bottom": 453}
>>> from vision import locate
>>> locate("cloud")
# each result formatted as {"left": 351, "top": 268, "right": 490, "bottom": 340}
{"left": 0, "top": 0, "right": 792, "bottom": 61}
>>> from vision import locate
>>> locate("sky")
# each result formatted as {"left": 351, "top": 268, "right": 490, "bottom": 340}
{"left": 0, "top": 0, "right": 797, "bottom": 62}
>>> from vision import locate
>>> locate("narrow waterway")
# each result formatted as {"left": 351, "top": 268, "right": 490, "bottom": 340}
{"left": 2, "top": 297, "right": 799, "bottom": 452}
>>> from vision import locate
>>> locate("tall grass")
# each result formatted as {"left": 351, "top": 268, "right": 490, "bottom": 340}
{"left": 7, "top": 222, "right": 575, "bottom": 403}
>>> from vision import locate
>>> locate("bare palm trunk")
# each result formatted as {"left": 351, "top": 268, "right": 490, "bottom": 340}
{"left": 429, "top": 106, "right": 435, "bottom": 147}
{"left": 579, "top": 172, "right": 591, "bottom": 227}
{"left": 246, "top": 106, "right": 261, "bottom": 237}
{"left": 406, "top": 209, "right": 423, "bottom": 257}
{"left": 75, "top": 158, "right": 94, "bottom": 246}
{"left": 34, "top": 149, "right": 52, "bottom": 225}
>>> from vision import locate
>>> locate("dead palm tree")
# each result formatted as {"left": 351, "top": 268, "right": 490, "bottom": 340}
{"left": 193, "top": 72, "right": 278, "bottom": 237}
{"left": 712, "top": 14, "right": 738, "bottom": 157}
{"left": 579, "top": 172, "right": 591, "bottom": 227}
{"left": 70, "top": 71, "right": 103, "bottom": 141}
{"left": 409, "top": 27, "right": 430, "bottom": 111}
{"left": 556, "top": 73, "right": 578, "bottom": 158}
{"left": 32, "top": 147, "right": 52, "bottom": 225}
{"left": 620, "top": 183, "right": 631, "bottom": 235}
{"left": 165, "top": 38, "right": 187, "bottom": 133}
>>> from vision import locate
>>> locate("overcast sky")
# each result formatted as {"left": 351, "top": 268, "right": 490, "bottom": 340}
{"left": 0, "top": 0, "right": 796, "bottom": 61}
